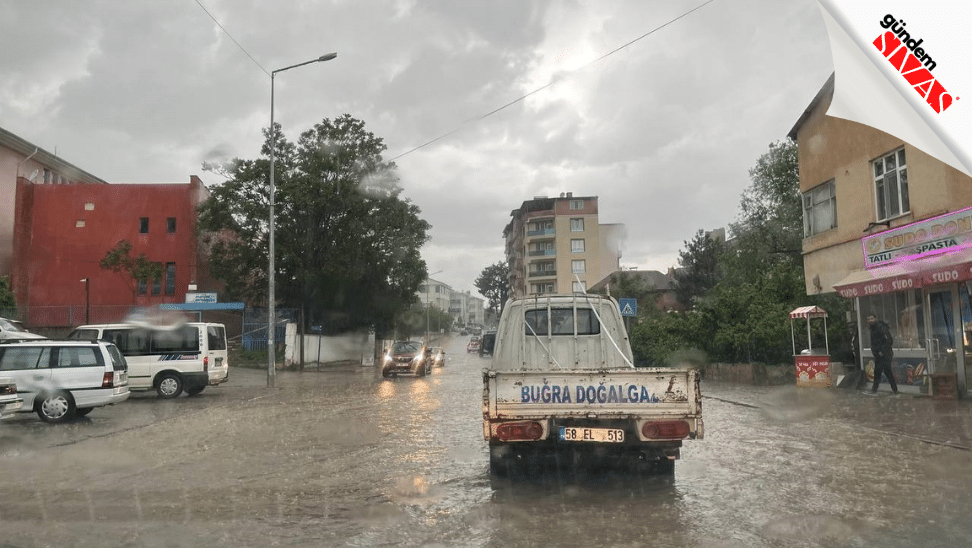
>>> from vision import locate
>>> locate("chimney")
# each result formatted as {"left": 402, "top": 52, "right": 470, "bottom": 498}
{"left": 566, "top": 192, "right": 573, "bottom": 198}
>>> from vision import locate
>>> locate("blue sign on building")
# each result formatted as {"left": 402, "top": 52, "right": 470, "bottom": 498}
{"left": 619, "top": 298, "right": 637, "bottom": 317}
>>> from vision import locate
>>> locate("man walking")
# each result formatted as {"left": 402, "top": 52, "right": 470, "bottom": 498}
{"left": 866, "top": 314, "right": 898, "bottom": 395}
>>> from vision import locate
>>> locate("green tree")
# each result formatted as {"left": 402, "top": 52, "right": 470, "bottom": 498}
{"left": 673, "top": 229, "right": 725, "bottom": 309}
{"left": 475, "top": 262, "right": 510, "bottom": 319}
{"left": 198, "top": 115, "right": 431, "bottom": 336}
{"left": 99, "top": 240, "right": 164, "bottom": 302}
{"left": 0, "top": 276, "right": 15, "bottom": 311}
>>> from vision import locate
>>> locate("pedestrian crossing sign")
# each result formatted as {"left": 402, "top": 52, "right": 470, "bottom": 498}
{"left": 619, "top": 298, "right": 637, "bottom": 317}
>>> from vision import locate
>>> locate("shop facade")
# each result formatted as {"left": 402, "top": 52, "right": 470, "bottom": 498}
{"left": 833, "top": 208, "right": 972, "bottom": 396}
{"left": 788, "top": 74, "right": 972, "bottom": 398}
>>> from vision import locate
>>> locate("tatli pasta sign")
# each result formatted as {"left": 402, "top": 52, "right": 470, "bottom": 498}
{"left": 863, "top": 206, "right": 972, "bottom": 267}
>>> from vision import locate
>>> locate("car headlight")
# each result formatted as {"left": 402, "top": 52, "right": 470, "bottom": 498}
{"left": 383, "top": 355, "right": 392, "bottom": 364}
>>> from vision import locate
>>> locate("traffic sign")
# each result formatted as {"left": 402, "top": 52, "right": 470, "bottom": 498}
{"left": 619, "top": 298, "right": 637, "bottom": 317}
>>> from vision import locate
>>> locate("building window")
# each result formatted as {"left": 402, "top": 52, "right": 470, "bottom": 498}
{"left": 571, "top": 239, "right": 585, "bottom": 253}
{"left": 572, "top": 281, "right": 587, "bottom": 293}
{"left": 138, "top": 279, "right": 147, "bottom": 295}
{"left": 43, "top": 168, "right": 51, "bottom": 184}
{"left": 151, "top": 277, "right": 161, "bottom": 295}
{"left": 139, "top": 217, "right": 149, "bottom": 234}
{"left": 873, "top": 148, "right": 909, "bottom": 221}
{"left": 84, "top": 203, "right": 95, "bottom": 211}
{"left": 531, "top": 283, "right": 555, "bottom": 294}
{"left": 167, "top": 217, "right": 177, "bottom": 233}
{"left": 803, "top": 180, "right": 837, "bottom": 237}
{"left": 569, "top": 200, "right": 584, "bottom": 210}
{"left": 571, "top": 260, "right": 586, "bottom": 274}
{"left": 570, "top": 218, "right": 584, "bottom": 232}
{"left": 165, "top": 263, "right": 176, "bottom": 295}
{"left": 75, "top": 220, "right": 85, "bottom": 228}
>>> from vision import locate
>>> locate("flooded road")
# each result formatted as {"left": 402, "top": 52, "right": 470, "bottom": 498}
{"left": 2, "top": 336, "right": 971, "bottom": 547}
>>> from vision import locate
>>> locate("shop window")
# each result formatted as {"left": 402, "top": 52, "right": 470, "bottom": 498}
{"left": 873, "top": 148, "right": 910, "bottom": 221}
{"left": 803, "top": 180, "right": 836, "bottom": 237}
{"left": 859, "top": 290, "right": 924, "bottom": 351}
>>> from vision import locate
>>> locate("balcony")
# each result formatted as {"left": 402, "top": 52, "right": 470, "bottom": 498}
{"left": 528, "top": 270, "right": 557, "bottom": 278}
{"left": 528, "top": 249, "right": 556, "bottom": 257}
{"left": 526, "top": 228, "right": 556, "bottom": 237}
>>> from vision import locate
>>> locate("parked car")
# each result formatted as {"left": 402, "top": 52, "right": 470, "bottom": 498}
{"left": 467, "top": 337, "right": 481, "bottom": 353}
{"left": 381, "top": 340, "right": 431, "bottom": 377}
{"left": 0, "top": 318, "right": 46, "bottom": 341}
{"left": 67, "top": 322, "right": 229, "bottom": 398}
{"left": 429, "top": 347, "right": 446, "bottom": 367}
{"left": 0, "top": 376, "right": 23, "bottom": 418}
{"left": 0, "top": 339, "right": 130, "bottom": 423}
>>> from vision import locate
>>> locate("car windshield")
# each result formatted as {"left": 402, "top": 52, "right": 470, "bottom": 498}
{"left": 0, "top": 318, "right": 28, "bottom": 332}
{"left": 392, "top": 341, "right": 421, "bottom": 354}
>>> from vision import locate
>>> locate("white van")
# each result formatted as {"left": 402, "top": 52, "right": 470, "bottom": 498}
{"left": 68, "top": 322, "right": 229, "bottom": 398}
{"left": 0, "top": 339, "right": 130, "bottom": 423}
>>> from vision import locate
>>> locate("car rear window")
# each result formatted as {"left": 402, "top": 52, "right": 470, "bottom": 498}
{"left": 524, "top": 308, "right": 601, "bottom": 336}
{"left": 106, "top": 344, "right": 128, "bottom": 371}
{"left": 207, "top": 325, "right": 227, "bottom": 350}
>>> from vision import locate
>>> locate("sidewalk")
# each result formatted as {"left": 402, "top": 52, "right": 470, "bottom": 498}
{"left": 704, "top": 380, "right": 972, "bottom": 451}
{"left": 837, "top": 388, "right": 972, "bottom": 451}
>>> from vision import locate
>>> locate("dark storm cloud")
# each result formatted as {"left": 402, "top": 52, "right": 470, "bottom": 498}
{"left": 0, "top": 0, "right": 833, "bottom": 294}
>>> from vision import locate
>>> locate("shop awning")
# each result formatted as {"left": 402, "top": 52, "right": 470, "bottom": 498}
{"left": 833, "top": 249, "right": 972, "bottom": 298}
{"left": 789, "top": 306, "right": 828, "bottom": 319}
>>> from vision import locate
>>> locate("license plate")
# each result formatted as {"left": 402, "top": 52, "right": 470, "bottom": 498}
{"left": 559, "top": 427, "right": 624, "bottom": 443}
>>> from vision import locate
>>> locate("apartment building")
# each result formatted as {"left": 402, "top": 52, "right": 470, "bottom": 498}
{"left": 789, "top": 74, "right": 972, "bottom": 397}
{"left": 503, "top": 193, "right": 623, "bottom": 298}
{"left": 418, "top": 280, "right": 485, "bottom": 328}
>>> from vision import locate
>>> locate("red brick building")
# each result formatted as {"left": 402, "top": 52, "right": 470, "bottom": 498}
{"left": 12, "top": 176, "right": 218, "bottom": 327}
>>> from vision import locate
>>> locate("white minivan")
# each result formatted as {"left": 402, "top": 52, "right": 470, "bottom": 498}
{"left": 68, "top": 322, "right": 229, "bottom": 398}
{"left": 0, "top": 339, "right": 130, "bottom": 423}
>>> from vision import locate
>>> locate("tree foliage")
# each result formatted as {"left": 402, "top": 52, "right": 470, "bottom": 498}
{"left": 0, "top": 276, "right": 15, "bottom": 310}
{"left": 673, "top": 230, "right": 725, "bottom": 309}
{"left": 632, "top": 140, "right": 851, "bottom": 367}
{"left": 198, "top": 114, "right": 431, "bottom": 335}
{"left": 475, "top": 262, "right": 510, "bottom": 319}
{"left": 99, "top": 240, "right": 164, "bottom": 302}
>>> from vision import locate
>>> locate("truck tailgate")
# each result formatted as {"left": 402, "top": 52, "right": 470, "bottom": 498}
{"left": 485, "top": 368, "right": 702, "bottom": 420}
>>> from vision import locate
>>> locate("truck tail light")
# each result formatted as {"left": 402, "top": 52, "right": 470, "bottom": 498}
{"left": 641, "top": 421, "right": 690, "bottom": 440}
{"left": 496, "top": 421, "right": 544, "bottom": 441}
{"left": 204, "top": 356, "right": 209, "bottom": 372}
{"left": 102, "top": 372, "right": 114, "bottom": 389}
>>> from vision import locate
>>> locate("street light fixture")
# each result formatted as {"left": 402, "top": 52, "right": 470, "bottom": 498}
{"left": 267, "top": 52, "right": 337, "bottom": 388}
{"left": 426, "top": 270, "right": 443, "bottom": 346}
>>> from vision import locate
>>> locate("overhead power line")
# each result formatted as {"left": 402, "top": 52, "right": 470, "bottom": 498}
{"left": 389, "top": 0, "right": 719, "bottom": 162}
{"left": 194, "top": 0, "right": 270, "bottom": 77}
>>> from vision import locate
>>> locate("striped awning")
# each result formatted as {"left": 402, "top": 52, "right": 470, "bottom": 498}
{"left": 789, "top": 306, "right": 828, "bottom": 319}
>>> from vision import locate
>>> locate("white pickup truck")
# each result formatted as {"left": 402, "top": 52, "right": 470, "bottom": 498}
{"left": 483, "top": 294, "right": 703, "bottom": 486}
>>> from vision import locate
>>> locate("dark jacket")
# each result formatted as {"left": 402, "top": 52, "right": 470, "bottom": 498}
{"left": 869, "top": 320, "right": 894, "bottom": 359}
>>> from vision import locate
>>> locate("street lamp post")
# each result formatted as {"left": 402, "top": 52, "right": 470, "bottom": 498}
{"left": 268, "top": 52, "right": 337, "bottom": 388}
{"left": 80, "top": 278, "right": 89, "bottom": 324}
{"left": 425, "top": 270, "right": 443, "bottom": 346}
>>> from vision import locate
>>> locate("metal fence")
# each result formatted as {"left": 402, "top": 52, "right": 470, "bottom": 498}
{"left": 242, "top": 308, "right": 298, "bottom": 352}
{"left": 0, "top": 306, "right": 136, "bottom": 329}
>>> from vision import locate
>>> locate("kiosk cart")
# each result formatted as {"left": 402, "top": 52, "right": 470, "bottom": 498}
{"left": 790, "top": 306, "right": 831, "bottom": 387}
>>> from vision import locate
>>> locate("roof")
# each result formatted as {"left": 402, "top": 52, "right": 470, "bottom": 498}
{"left": 0, "top": 125, "right": 108, "bottom": 184}
{"left": 588, "top": 270, "right": 674, "bottom": 293}
{"left": 787, "top": 72, "right": 835, "bottom": 141}
{"left": 789, "top": 306, "right": 828, "bottom": 319}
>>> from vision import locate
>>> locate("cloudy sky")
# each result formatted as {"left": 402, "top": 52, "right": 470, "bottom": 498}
{"left": 0, "top": 0, "right": 833, "bottom": 298}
